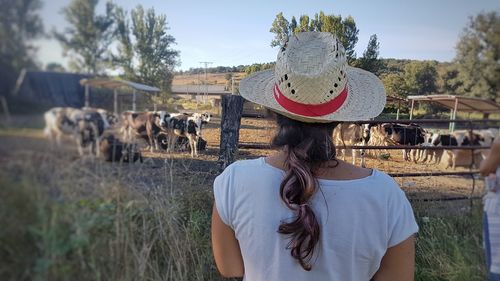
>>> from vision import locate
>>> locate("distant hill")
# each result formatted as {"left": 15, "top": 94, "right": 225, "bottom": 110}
{"left": 172, "top": 72, "right": 246, "bottom": 86}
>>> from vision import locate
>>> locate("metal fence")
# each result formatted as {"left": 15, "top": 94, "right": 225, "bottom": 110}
{"left": 238, "top": 118, "right": 500, "bottom": 203}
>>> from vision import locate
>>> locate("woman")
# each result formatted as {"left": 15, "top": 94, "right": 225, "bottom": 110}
{"left": 211, "top": 32, "right": 418, "bottom": 281}
{"left": 480, "top": 136, "right": 500, "bottom": 281}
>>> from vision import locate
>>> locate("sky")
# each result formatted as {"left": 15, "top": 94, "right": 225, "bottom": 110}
{"left": 36, "top": 0, "right": 500, "bottom": 71}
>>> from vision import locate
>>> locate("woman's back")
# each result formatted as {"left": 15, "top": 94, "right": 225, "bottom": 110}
{"left": 214, "top": 157, "right": 418, "bottom": 281}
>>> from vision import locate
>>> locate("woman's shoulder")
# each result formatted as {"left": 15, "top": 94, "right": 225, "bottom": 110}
{"left": 218, "top": 158, "right": 269, "bottom": 177}
{"left": 224, "top": 157, "right": 265, "bottom": 171}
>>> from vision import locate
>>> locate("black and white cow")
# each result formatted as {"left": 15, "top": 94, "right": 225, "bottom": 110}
{"left": 83, "top": 107, "right": 119, "bottom": 129}
{"left": 379, "top": 123, "right": 425, "bottom": 161}
{"left": 162, "top": 112, "right": 210, "bottom": 157}
{"left": 430, "top": 130, "right": 490, "bottom": 169}
{"left": 44, "top": 107, "right": 109, "bottom": 156}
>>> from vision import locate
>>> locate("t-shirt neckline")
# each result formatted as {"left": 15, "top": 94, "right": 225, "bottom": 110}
{"left": 260, "top": 157, "right": 376, "bottom": 184}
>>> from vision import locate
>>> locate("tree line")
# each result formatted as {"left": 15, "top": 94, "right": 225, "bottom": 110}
{"left": 0, "top": 3, "right": 497, "bottom": 103}
{"left": 267, "top": 11, "right": 499, "bottom": 102}
{"left": 0, "top": 0, "right": 179, "bottom": 96}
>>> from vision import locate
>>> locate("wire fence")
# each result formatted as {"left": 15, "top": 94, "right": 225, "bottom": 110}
{"left": 238, "top": 118, "right": 500, "bottom": 204}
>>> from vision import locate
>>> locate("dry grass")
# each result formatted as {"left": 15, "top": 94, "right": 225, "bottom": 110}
{"left": 172, "top": 72, "right": 246, "bottom": 86}
{"left": 0, "top": 146, "right": 233, "bottom": 281}
{"left": 0, "top": 113, "right": 489, "bottom": 280}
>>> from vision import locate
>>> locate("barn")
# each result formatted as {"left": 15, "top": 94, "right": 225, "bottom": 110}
{"left": 12, "top": 69, "right": 90, "bottom": 108}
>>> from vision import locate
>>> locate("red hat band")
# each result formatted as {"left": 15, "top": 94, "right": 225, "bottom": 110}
{"left": 273, "top": 83, "right": 348, "bottom": 117}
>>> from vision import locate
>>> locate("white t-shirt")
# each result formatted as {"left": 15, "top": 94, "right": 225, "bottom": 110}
{"left": 214, "top": 157, "right": 419, "bottom": 281}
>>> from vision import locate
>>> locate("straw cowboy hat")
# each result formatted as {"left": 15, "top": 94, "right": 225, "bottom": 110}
{"left": 239, "top": 32, "right": 386, "bottom": 122}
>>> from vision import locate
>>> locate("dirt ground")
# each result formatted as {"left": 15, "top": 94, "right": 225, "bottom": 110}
{"left": 0, "top": 115, "right": 486, "bottom": 213}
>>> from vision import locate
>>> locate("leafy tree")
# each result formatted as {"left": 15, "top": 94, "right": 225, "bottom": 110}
{"left": 270, "top": 12, "right": 290, "bottom": 47}
{"left": 224, "top": 73, "right": 233, "bottom": 91}
{"left": 45, "top": 62, "right": 66, "bottom": 72}
{"left": 378, "top": 58, "right": 411, "bottom": 75}
{"left": 54, "top": 0, "right": 115, "bottom": 74}
{"left": 454, "top": 11, "right": 500, "bottom": 101}
{"left": 224, "top": 73, "right": 233, "bottom": 81}
{"left": 270, "top": 11, "right": 359, "bottom": 62}
{"left": 289, "top": 16, "right": 297, "bottom": 33}
{"left": 437, "top": 63, "right": 462, "bottom": 95}
{"left": 113, "top": 5, "right": 179, "bottom": 91}
{"left": 381, "top": 73, "right": 407, "bottom": 98}
{"left": 297, "top": 15, "right": 311, "bottom": 32}
{"left": 244, "top": 62, "right": 275, "bottom": 75}
{"left": 0, "top": 0, "right": 44, "bottom": 95}
{"left": 340, "top": 16, "right": 359, "bottom": 62}
{"left": 353, "top": 34, "right": 383, "bottom": 74}
{"left": 403, "top": 61, "right": 438, "bottom": 96}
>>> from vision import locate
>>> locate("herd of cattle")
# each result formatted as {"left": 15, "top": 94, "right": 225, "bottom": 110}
{"left": 333, "top": 122, "right": 498, "bottom": 169}
{"left": 43, "top": 107, "right": 497, "bottom": 169}
{"left": 43, "top": 107, "right": 211, "bottom": 162}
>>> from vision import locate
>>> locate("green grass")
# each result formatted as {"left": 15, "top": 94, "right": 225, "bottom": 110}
{"left": 414, "top": 206, "right": 486, "bottom": 281}
{"left": 0, "top": 155, "right": 487, "bottom": 281}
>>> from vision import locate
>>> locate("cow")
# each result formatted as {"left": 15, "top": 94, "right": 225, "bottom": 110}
{"left": 415, "top": 132, "right": 439, "bottom": 164}
{"left": 78, "top": 111, "right": 106, "bottom": 156}
{"left": 120, "top": 111, "right": 167, "bottom": 152}
{"left": 333, "top": 123, "right": 365, "bottom": 166}
{"left": 377, "top": 123, "right": 425, "bottom": 162}
{"left": 83, "top": 107, "right": 119, "bottom": 129}
{"left": 437, "top": 130, "right": 495, "bottom": 169}
{"left": 360, "top": 123, "right": 387, "bottom": 158}
{"left": 162, "top": 112, "right": 210, "bottom": 157}
{"left": 99, "top": 134, "right": 142, "bottom": 163}
{"left": 44, "top": 107, "right": 83, "bottom": 147}
{"left": 44, "top": 107, "right": 104, "bottom": 156}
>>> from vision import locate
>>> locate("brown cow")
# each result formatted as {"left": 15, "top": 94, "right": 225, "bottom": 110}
{"left": 120, "top": 111, "right": 168, "bottom": 152}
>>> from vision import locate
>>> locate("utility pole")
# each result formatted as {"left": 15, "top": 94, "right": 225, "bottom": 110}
{"left": 199, "top": 61, "right": 213, "bottom": 104}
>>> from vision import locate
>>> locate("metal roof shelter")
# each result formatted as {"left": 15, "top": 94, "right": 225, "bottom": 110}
{"left": 13, "top": 69, "right": 90, "bottom": 107}
{"left": 407, "top": 94, "right": 500, "bottom": 131}
{"left": 386, "top": 96, "right": 408, "bottom": 120}
{"left": 80, "top": 78, "right": 160, "bottom": 113}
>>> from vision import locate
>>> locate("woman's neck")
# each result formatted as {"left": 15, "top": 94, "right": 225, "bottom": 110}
{"left": 265, "top": 151, "right": 372, "bottom": 181}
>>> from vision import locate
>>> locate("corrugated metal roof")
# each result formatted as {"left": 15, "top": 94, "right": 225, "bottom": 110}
{"left": 80, "top": 78, "right": 160, "bottom": 92}
{"left": 408, "top": 95, "right": 500, "bottom": 114}
{"left": 13, "top": 69, "right": 90, "bottom": 107}
{"left": 171, "top": 84, "right": 231, "bottom": 94}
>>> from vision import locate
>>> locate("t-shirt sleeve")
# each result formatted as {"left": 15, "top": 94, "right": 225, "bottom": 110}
{"left": 213, "top": 165, "right": 235, "bottom": 228}
{"left": 387, "top": 182, "right": 419, "bottom": 248}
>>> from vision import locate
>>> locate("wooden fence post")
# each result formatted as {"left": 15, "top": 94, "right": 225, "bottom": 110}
{"left": 218, "top": 95, "right": 244, "bottom": 171}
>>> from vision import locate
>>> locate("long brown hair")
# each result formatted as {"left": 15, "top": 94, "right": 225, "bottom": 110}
{"left": 272, "top": 113, "right": 339, "bottom": 271}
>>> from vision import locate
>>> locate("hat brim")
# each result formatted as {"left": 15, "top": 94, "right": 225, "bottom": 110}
{"left": 239, "top": 66, "right": 386, "bottom": 123}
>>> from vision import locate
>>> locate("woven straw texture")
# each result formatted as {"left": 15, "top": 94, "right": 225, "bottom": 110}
{"left": 239, "top": 32, "right": 386, "bottom": 123}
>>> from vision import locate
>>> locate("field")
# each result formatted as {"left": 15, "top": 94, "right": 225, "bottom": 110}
{"left": 172, "top": 72, "right": 246, "bottom": 86}
{"left": 0, "top": 114, "right": 488, "bottom": 280}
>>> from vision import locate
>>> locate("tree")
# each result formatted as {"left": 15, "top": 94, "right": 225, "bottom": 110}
{"left": 437, "top": 63, "right": 462, "bottom": 95}
{"left": 0, "top": 0, "right": 44, "bottom": 95}
{"left": 297, "top": 15, "right": 311, "bottom": 32}
{"left": 454, "top": 11, "right": 500, "bottom": 101}
{"left": 354, "top": 34, "right": 383, "bottom": 74}
{"left": 270, "top": 11, "right": 359, "bottom": 62}
{"left": 270, "top": 12, "right": 290, "bottom": 47}
{"left": 289, "top": 17, "right": 297, "bottom": 33}
{"left": 54, "top": 0, "right": 115, "bottom": 74}
{"left": 403, "top": 61, "right": 438, "bottom": 96}
{"left": 341, "top": 16, "right": 359, "bottom": 63}
{"left": 45, "top": 62, "right": 66, "bottom": 72}
{"left": 113, "top": 5, "right": 179, "bottom": 91}
{"left": 381, "top": 73, "right": 407, "bottom": 98}
{"left": 224, "top": 73, "right": 233, "bottom": 91}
